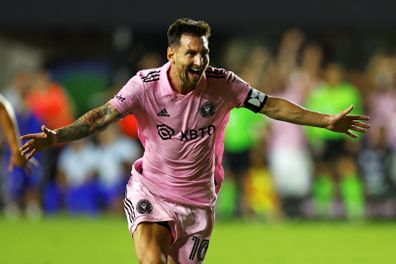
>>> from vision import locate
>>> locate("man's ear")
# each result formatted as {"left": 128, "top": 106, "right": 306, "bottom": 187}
{"left": 167, "top": 47, "right": 175, "bottom": 63}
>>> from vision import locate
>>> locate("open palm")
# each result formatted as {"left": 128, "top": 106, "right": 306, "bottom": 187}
{"left": 20, "top": 125, "right": 57, "bottom": 160}
{"left": 326, "top": 105, "right": 370, "bottom": 138}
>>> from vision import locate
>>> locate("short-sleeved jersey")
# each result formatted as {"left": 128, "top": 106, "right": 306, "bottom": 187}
{"left": 109, "top": 62, "right": 250, "bottom": 206}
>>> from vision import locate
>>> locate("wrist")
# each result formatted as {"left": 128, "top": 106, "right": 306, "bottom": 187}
{"left": 323, "top": 114, "right": 332, "bottom": 129}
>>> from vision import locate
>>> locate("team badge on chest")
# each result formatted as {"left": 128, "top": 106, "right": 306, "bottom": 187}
{"left": 199, "top": 101, "right": 215, "bottom": 118}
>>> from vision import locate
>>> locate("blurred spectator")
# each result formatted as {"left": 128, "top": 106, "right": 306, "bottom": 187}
{"left": 267, "top": 29, "right": 314, "bottom": 218}
{"left": 27, "top": 69, "right": 75, "bottom": 129}
{"left": 305, "top": 62, "right": 365, "bottom": 219}
{"left": 27, "top": 68, "right": 76, "bottom": 214}
{"left": 56, "top": 139, "right": 98, "bottom": 215}
{"left": 93, "top": 125, "right": 141, "bottom": 214}
{"left": 365, "top": 50, "right": 396, "bottom": 148}
{"left": 300, "top": 42, "right": 324, "bottom": 88}
{"left": 358, "top": 127, "right": 396, "bottom": 218}
{"left": 1, "top": 88, "right": 43, "bottom": 220}
{"left": 244, "top": 135, "right": 281, "bottom": 220}
{"left": 220, "top": 44, "right": 268, "bottom": 218}
{"left": 220, "top": 108, "right": 265, "bottom": 218}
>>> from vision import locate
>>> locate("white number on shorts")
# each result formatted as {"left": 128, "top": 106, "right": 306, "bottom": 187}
{"left": 189, "top": 236, "right": 209, "bottom": 262}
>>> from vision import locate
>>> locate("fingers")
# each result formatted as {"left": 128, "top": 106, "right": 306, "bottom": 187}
{"left": 20, "top": 133, "right": 41, "bottom": 141}
{"left": 24, "top": 149, "right": 37, "bottom": 161}
{"left": 350, "top": 125, "right": 368, "bottom": 133}
{"left": 352, "top": 120, "right": 370, "bottom": 129}
{"left": 20, "top": 139, "right": 34, "bottom": 153}
{"left": 20, "top": 140, "right": 38, "bottom": 160}
{"left": 341, "top": 105, "right": 354, "bottom": 116}
{"left": 345, "top": 130, "right": 357, "bottom": 138}
{"left": 348, "top": 114, "right": 370, "bottom": 121}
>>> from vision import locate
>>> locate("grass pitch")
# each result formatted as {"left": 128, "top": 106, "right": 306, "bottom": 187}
{"left": 0, "top": 216, "right": 394, "bottom": 264}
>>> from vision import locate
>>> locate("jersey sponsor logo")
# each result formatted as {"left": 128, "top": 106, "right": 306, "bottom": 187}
{"left": 115, "top": 94, "right": 126, "bottom": 102}
{"left": 199, "top": 101, "right": 215, "bottom": 118}
{"left": 136, "top": 199, "right": 153, "bottom": 214}
{"left": 180, "top": 125, "right": 216, "bottom": 142}
{"left": 157, "top": 124, "right": 175, "bottom": 140}
{"left": 157, "top": 124, "right": 216, "bottom": 141}
{"left": 244, "top": 88, "right": 268, "bottom": 113}
{"left": 141, "top": 70, "right": 160, "bottom": 82}
{"left": 157, "top": 108, "right": 170, "bottom": 117}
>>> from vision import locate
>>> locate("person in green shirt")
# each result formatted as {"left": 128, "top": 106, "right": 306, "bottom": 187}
{"left": 305, "top": 62, "right": 365, "bottom": 219}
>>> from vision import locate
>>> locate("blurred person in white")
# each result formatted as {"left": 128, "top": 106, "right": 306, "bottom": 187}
{"left": 57, "top": 138, "right": 98, "bottom": 215}
{"left": 94, "top": 124, "right": 141, "bottom": 214}
{"left": 267, "top": 29, "right": 315, "bottom": 218}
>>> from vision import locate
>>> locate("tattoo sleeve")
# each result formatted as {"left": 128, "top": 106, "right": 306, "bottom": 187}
{"left": 55, "top": 103, "right": 122, "bottom": 143}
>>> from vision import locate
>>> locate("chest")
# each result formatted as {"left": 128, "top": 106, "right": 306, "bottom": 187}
{"left": 139, "top": 90, "right": 228, "bottom": 143}
{"left": 147, "top": 91, "right": 226, "bottom": 128}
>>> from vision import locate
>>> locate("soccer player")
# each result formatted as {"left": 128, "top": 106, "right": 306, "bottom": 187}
{"left": 0, "top": 94, "right": 29, "bottom": 171}
{"left": 20, "top": 18, "right": 370, "bottom": 264}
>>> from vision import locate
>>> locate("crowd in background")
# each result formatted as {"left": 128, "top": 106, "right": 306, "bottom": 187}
{"left": 0, "top": 27, "right": 396, "bottom": 221}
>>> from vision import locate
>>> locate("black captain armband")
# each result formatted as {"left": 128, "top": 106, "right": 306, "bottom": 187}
{"left": 243, "top": 88, "right": 268, "bottom": 113}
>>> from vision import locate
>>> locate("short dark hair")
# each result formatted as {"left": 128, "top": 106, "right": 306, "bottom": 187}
{"left": 167, "top": 18, "right": 211, "bottom": 47}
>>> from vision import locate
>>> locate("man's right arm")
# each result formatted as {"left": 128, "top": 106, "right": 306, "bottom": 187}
{"left": 55, "top": 102, "right": 122, "bottom": 143}
{"left": 20, "top": 102, "right": 122, "bottom": 160}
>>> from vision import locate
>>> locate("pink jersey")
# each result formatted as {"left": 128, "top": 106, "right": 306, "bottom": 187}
{"left": 109, "top": 62, "right": 250, "bottom": 207}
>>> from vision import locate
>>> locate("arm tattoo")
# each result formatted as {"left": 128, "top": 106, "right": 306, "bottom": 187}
{"left": 56, "top": 103, "right": 122, "bottom": 143}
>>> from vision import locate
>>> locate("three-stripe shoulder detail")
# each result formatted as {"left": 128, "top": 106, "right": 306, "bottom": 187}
{"left": 205, "top": 67, "right": 227, "bottom": 79}
{"left": 141, "top": 70, "right": 160, "bottom": 82}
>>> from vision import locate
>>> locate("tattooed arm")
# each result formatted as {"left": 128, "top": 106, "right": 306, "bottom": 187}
{"left": 20, "top": 103, "right": 122, "bottom": 160}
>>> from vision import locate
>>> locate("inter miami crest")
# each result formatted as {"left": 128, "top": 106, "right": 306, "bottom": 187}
{"left": 136, "top": 199, "right": 153, "bottom": 214}
{"left": 199, "top": 101, "right": 215, "bottom": 118}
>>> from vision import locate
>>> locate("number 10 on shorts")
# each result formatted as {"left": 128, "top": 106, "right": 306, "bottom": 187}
{"left": 189, "top": 236, "right": 210, "bottom": 262}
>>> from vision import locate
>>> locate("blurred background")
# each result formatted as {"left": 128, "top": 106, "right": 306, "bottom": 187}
{"left": 0, "top": 1, "right": 396, "bottom": 263}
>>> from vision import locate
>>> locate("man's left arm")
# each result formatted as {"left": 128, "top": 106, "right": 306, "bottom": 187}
{"left": 259, "top": 96, "right": 370, "bottom": 138}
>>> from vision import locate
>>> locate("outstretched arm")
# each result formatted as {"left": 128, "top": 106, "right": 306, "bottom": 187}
{"left": 260, "top": 96, "right": 370, "bottom": 138}
{"left": 20, "top": 102, "right": 122, "bottom": 160}
{"left": 0, "top": 94, "right": 28, "bottom": 171}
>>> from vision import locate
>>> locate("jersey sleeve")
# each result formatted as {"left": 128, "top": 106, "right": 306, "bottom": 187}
{"left": 224, "top": 71, "right": 251, "bottom": 108}
{"left": 220, "top": 71, "right": 268, "bottom": 113}
{"left": 108, "top": 75, "right": 143, "bottom": 116}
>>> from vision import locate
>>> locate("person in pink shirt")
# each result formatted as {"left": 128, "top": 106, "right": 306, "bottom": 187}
{"left": 20, "top": 18, "right": 369, "bottom": 264}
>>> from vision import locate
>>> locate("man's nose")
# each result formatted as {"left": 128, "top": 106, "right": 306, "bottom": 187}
{"left": 193, "top": 55, "right": 204, "bottom": 67}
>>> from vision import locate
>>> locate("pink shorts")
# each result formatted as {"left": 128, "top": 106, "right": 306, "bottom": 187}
{"left": 123, "top": 177, "right": 215, "bottom": 263}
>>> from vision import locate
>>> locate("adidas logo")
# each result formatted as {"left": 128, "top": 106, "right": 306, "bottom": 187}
{"left": 157, "top": 108, "right": 170, "bottom": 117}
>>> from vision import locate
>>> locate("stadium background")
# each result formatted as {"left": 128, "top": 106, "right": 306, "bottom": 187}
{"left": 1, "top": 1, "right": 396, "bottom": 263}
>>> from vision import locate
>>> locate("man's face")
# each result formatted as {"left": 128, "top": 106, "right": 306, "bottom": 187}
{"left": 168, "top": 34, "right": 210, "bottom": 89}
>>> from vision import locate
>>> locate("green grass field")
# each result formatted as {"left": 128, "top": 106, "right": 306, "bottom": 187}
{"left": 0, "top": 216, "right": 395, "bottom": 264}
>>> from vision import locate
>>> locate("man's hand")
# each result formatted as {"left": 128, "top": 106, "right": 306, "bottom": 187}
{"left": 20, "top": 125, "right": 57, "bottom": 160}
{"left": 326, "top": 105, "right": 370, "bottom": 138}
